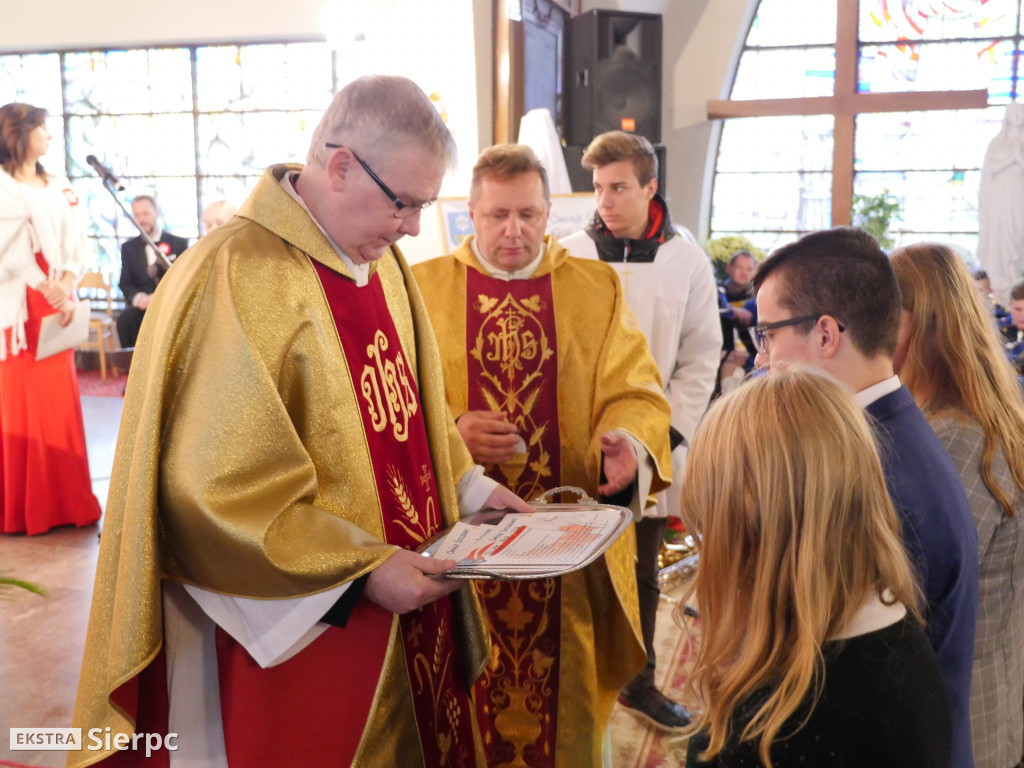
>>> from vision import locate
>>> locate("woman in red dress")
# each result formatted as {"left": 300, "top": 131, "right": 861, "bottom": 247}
{"left": 0, "top": 102, "right": 101, "bottom": 534}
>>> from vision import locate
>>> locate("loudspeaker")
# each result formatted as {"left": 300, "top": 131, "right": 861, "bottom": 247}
{"left": 562, "top": 143, "right": 667, "bottom": 195}
{"left": 564, "top": 10, "right": 663, "bottom": 145}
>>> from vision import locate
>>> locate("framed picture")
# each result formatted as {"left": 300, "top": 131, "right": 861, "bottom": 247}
{"left": 437, "top": 198, "right": 475, "bottom": 252}
{"left": 436, "top": 193, "right": 596, "bottom": 253}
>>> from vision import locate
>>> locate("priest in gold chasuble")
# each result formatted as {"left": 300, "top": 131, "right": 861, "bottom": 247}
{"left": 68, "top": 78, "right": 532, "bottom": 768}
{"left": 412, "top": 145, "right": 672, "bottom": 768}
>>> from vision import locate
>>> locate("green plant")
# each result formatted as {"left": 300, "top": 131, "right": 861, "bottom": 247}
{"left": 851, "top": 189, "right": 902, "bottom": 250}
{"left": 703, "top": 235, "right": 767, "bottom": 283}
{"left": 0, "top": 574, "right": 45, "bottom": 597}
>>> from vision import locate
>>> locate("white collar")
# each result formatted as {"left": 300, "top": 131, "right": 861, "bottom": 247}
{"left": 853, "top": 374, "right": 901, "bottom": 409}
{"left": 828, "top": 591, "right": 906, "bottom": 641}
{"left": 470, "top": 237, "right": 546, "bottom": 280}
{"left": 280, "top": 172, "right": 370, "bottom": 287}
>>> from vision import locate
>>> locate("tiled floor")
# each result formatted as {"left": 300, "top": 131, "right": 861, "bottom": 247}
{"left": 0, "top": 395, "right": 119, "bottom": 768}
{"left": 0, "top": 393, "right": 696, "bottom": 767}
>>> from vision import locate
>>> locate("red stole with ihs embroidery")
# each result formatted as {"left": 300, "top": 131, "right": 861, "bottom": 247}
{"left": 215, "top": 260, "right": 479, "bottom": 768}
{"left": 465, "top": 268, "right": 563, "bottom": 768}
{"left": 319, "top": 262, "right": 481, "bottom": 767}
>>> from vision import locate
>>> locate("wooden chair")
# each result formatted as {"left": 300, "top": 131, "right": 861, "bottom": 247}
{"left": 77, "top": 271, "right": 117, "bottom": 381}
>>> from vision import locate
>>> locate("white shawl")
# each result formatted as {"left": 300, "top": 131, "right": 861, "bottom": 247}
{"left": 0, "top": 169, "right": 88, "bottom": 359}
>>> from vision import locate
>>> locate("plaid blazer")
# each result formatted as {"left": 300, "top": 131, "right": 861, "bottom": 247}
{"left": 931, "top": 414, "right": 1024, "bottom": 768}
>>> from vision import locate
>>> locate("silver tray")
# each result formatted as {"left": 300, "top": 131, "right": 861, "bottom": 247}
{"left": 418, "top": 486, "right": 635, "bottom": 581}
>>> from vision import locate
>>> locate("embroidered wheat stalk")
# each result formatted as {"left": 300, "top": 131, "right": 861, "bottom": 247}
{"left": 388, "top": 466, "right": 420, "bottom": 528}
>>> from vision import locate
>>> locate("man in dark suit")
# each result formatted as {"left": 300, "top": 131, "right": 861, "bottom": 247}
{"left": 751, "top": 226, "right": 979, "bottom": 768}
{"left": 117, "top": 194, "right": 189, "bottom": 348}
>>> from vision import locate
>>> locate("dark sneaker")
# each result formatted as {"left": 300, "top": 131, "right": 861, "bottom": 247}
{"left": 617, "top": 686, "right": 693, "bottom": 732}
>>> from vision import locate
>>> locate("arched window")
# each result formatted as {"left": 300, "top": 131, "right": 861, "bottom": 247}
{"left": 708, "top": 0, "right": 1021, "bottom": 255}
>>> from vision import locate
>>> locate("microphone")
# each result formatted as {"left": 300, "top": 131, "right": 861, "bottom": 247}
{"left": 85, "top": 155, "right": 124, "bottom": 191}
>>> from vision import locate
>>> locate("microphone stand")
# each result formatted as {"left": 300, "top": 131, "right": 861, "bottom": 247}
{"left": 91, "top": 171, "right": 173, "bottom": 365}
{"left": 95, "top": 175, "right": 174, "bottom": 269}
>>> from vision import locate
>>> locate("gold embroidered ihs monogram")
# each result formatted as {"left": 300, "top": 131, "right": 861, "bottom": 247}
{"left": 473, "top": 294, "right": 551, "bottom": 383}
{"left": 471, "top": 292, "right": 555, "bottom": 498}
{"left": 360, "top": 329, "right": 418, "bottom": 442}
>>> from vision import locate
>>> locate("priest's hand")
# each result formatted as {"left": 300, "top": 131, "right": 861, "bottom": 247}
{"left": 484, "top": 484, "right": 533, "bottom": 514}
{"left": 365, "top": 549, "right": 462, "bottom": 614}
{"left": 456, "top": 410, "right": 521, "bottom": 465}
{"left": 598, "top": 432, "right": 638, "bottom": 496}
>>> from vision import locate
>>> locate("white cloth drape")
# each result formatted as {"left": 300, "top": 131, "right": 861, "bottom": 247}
{"left": 518, "top": 108, "right": 573, "bottom": 195}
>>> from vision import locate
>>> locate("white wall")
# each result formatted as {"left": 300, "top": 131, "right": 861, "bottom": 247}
{"left": 662, "top": 0, "right": 753, "bottom": 240}
{"left": 2, "top": 0, "right": 330, "bottom": 51}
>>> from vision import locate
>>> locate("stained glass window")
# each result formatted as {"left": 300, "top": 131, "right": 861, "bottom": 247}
{"left": 711, "top": 171, "right": 833, "bottom": 236}
{"left": 855, "top": 110, "right": 999, "bottom": 171}
{"left": 717, "top": 115, "right": 834, "bottom": 173}
{"left": 195, "top": 43, "right": 333, "bottom": 112}
{"left": 0, "top": 54, "right": 62, "bottom": 113}
{"left": 64, "top": 49, "right": 193, "bottom": 115}
{"left": 0, "top": 41, "right": 336, "bottom": 282}
{"left": 858, "top": 41, "right": 1011, "bottom": 96}
{"left": 710, "top": 0, "right": 1024, "bottom": 259}
{"left": 197, "top": 111, "right": 321, "bottom": 176}
{"left": 713, "top": 114, "right": 834, "bottom": 242}
{"left": 745, "top": 0, "right": 837, "bottom": 46}
{"left": 731, "top": 48, "right": 836, "bottom": 100}
{"left": 859, "top": 0, "right": 1019, "bottom": 42}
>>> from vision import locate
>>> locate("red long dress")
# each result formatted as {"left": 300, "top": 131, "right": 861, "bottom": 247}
{"left": 0, "top": 252, "right": 101, "bottom": 534}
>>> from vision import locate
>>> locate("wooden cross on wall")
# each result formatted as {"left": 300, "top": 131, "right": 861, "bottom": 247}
{"left": 706, "top": 0, "right": 988, "bottom": 226}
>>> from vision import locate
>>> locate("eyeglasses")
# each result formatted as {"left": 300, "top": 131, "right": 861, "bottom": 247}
{"left": 325, "top": 143, "right": 433, "bottom": 219}
{"left": 752, "top": 314, "right": 845, "bottom": 354}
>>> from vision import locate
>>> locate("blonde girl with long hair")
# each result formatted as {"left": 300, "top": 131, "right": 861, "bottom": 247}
{"left": 891, "top": 242, "right": 1024, "bottom": 768}
{"left": 681, "top": 368, "right": 950, "bottom": 768}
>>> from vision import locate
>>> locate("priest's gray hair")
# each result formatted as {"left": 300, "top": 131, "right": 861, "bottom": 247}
{"left": 307, "top": 75, "right": 457, "bottom": 173}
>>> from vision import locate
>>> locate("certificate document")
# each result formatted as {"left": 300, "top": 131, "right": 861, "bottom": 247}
{"left": 426, "top": 507, "right": 632, "bottom": 579}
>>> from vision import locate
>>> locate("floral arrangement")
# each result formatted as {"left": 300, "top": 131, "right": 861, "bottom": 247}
{"left": 703, "top": 235, "right": 767, "bottom": 283}
{"left": 664, "top": 515, "right": 686, "bottom": 545}
{"left": 660, "top": 516, "right": 698, "bottom": 570}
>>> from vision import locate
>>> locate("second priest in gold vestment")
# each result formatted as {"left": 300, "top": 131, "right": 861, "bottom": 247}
{"left": 412, "top": 145, "right": 673, "bottom": 768}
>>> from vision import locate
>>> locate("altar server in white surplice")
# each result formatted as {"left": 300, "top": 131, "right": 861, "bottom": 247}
{"left": 560, "top": 130, "right": 721, "bottom": 732}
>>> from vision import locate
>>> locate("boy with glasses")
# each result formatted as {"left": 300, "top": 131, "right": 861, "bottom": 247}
{"left": 752, "top": 226, "right": 979, "bottom": 768}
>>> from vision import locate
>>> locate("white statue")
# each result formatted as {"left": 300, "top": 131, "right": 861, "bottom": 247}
{"left": 978, "top": 102, "right": 1024, "bottom": 306}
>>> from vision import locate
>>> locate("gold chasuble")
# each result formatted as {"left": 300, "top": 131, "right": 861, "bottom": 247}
{"left": 69, "top": 165, "right": 488, "bottom": 768}
{"left": 412, "top": 237, "right": 672, "bottom": 768}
